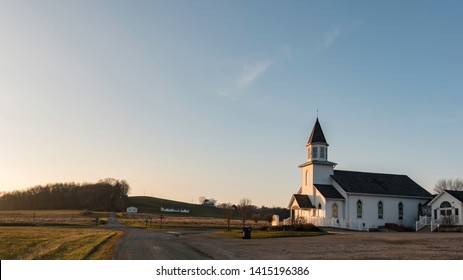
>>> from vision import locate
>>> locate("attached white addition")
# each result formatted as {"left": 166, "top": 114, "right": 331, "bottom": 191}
{"left": 416, "top": 190, "right": 463, "bottom": 231}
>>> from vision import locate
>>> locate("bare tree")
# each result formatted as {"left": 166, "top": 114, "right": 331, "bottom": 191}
{"left": 239, "top": 198, "right": 252, "bottom": 227}
{"left": 441, "top": 215, "right": 456, "bottom": 225}
{"left": 433, "top": 179, "right": 463, "bottom": 194}
{"left": 221, "top": 203, "right": 234, "bottom": 231}
{"left": 265, "top": 213, "right": 274, "bottom": 226}
{"left": 252, "top": 213, "right": 260, "bottom": 228}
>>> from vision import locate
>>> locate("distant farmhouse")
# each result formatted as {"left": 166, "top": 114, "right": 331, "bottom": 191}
{"left": 288, "top": 119, "right": 433, "bottom": 231}
{"left": 126, "top": 206, "right": 138, "bottom": 213}
{"left": 201, "top": 199, "right": 216, "bottom": 206}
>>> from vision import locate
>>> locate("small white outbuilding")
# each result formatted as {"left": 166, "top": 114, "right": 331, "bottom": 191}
{"left": 271, "top": 215, "right": 280, "bottom": 227}
{"left": 126, "top": 206, "right": 138, "bottom": 213}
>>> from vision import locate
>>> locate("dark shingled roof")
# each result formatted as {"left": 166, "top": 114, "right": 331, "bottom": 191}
{"left": 314, "top": 184, "right": 345, "bottom": 199}
{"left": 308, "top": 118, "right": 328, "bottom": 145}
{"left": 293, "top": 194, "right": 315, "bottom": 209}
{"left": 331, "top": 170, "right": 432, "bottom": 198}
{"left": 446, "top": 190, "right": 463, "bottom": 203}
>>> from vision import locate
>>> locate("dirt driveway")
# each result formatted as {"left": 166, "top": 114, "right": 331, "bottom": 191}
{"left": 182, "top": 231, "right": 463, "bottom": 259}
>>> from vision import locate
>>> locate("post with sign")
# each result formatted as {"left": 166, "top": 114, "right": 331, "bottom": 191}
{"left": 160, "top": 214, "right": 164, "bottom": 229}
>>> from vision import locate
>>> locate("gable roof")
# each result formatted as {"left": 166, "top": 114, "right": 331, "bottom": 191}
{"left": 331, "top": 170, "right": 432, "bottom": 198}
{"left": 291, "top": 194, "right": 315, "bottom": 209}
{"left": 445, "top": 190, "right": 463, "bottom": 203}
{"left": 308, "top": 118, "right": 328, "bottom": 145}
{"left": 314, "top": 184, "right": 345, "bottom": 199}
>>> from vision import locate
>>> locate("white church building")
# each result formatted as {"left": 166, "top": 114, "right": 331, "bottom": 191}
{"left": 288, "top": 119, "right": 432, "bottom": 231}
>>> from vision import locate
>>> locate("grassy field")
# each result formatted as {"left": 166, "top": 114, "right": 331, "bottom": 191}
{"left": 0, "top": 227, "right": 122, "bottom": 260}
{"left": 127, "top": 196, "right": 227, "bottom": 218}
{"left": 0, "top": 210, "right": 109, "bottom": 226}
{"left": 118, "top": 214, "right": 270, "bottom": 230}
{"left": 216, "top": 229, "right": 326, "bottom": 239}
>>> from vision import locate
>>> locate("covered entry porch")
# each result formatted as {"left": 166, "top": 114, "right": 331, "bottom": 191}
{"left": 416, "top": 190, "right": 463, "bottom": 231}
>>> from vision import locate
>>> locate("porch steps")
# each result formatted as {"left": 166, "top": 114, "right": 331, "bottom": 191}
{"left": 417, "top": 225, "right": 432, "bottom": 232}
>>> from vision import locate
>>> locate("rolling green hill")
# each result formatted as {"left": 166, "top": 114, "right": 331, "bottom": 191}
{"left": 126, "top": 196, "right": 227, "bottom": 218}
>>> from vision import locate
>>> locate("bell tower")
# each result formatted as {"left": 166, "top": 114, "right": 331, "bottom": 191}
{"left": 306, "top": 118, "right": 329, "bottom": 162}
{"left": 299, "top": 118, "right": 337, "bottom": 195}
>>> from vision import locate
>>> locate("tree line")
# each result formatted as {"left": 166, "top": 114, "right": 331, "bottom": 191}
{"left": 0, "top": 178, "right": 130, "bottom": 211}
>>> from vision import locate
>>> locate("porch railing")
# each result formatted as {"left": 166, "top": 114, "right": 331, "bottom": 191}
{"left": 430, "top": 217, "right": 442, "bottom": 232}
{"left": 430, "top": 215, "right": 458, "bottom": 232}
{"left": 415, "top": 215, "right": 432, "bottom": 231}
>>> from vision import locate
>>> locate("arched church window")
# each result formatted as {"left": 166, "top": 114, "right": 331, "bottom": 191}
{"left": 440, "top": 201, "right": 451, "bottom": 208}
{"left": 440, "top": 201, "right": 452, "bottom": 217}
{"left": 305, "top": 170, "right": 309, "bottom": 186}
{"left": 318, "top": 203, "right": 322, "bottom": 209}
{"left": 357, "top": 200, "right": 362, "bottom": 218}
{"left": 398, "top": 202, "right": 404, "bottom": 220}
{"left": 418, "top": 203, "right": 422, "bottom": 217}
{"left": 378, "top": 201, "right": 383, "bottom": 219}
{"left": 332, "top": 203, "right": 338, "bottom": 218}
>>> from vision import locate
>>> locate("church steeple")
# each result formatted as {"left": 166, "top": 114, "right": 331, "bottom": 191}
{"left": 299, "top": 118, "right": 336, "bottom": 195}
{"left": 306, "top": 118, "right": 329, "bottom": 162}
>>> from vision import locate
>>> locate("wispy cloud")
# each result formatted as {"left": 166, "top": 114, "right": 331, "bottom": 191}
{"left": 323, "top": 27, "right": 341, "bottom": 48}
{"left": 319, "top": 22, "right": 362, "bottom": 49}
{"left": 215, "top": 53, "right": 281, "bottom": 100}
{"left": 236, "top": 60, "right": 272, "bottom": 89}
{"left": 216, "top": 88, "right": 240, "bottom": 101}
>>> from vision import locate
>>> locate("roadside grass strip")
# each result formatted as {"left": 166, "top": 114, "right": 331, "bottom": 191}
{"left": 216, "top": 230, "right": 326, "bottom": 239}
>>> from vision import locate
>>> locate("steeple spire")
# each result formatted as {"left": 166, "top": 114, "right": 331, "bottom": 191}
{"left": 308, "top": 118, "right": 328, "bottom": 145}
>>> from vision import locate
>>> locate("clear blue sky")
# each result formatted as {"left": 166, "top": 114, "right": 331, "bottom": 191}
{"left": 1, "top": 1, "right": 462, "bottom": 207}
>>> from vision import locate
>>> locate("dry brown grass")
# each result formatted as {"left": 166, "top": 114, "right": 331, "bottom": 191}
{"left": 0, "top": 227, "right": 122, "bottom": 260}
{"left": 0, "top": 210, "right": 108, "bottom": 226}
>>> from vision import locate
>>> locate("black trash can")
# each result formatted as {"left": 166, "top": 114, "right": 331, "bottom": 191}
{"left": 242, "top": 227, "right": 251, "bottom": 239}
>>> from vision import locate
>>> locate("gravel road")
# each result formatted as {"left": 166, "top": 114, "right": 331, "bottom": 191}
{"left": 104, "top": 214, "right": 211, "bottom": 260}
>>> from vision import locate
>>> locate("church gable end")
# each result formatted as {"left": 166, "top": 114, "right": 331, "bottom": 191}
{"left": 291, "top": 194, "right": 315, "bottom": 209}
